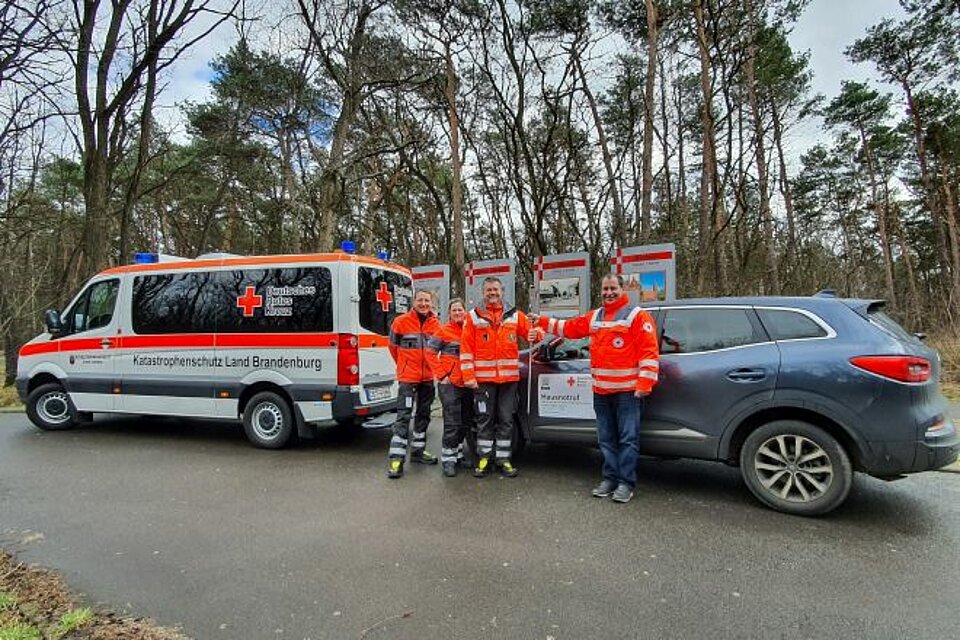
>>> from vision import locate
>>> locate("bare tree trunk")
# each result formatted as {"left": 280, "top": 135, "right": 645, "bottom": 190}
{"left": 444, "top": 41, "right": 465, "bottom": 294}
{"left": 771, "top": 102, "right": 797, "bottom": 280}
{"left": 640, "top": 0, "right": 660, "bottom": 239}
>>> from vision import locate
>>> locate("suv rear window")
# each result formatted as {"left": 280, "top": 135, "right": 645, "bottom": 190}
{"left": 868, "top": 307, "right": 919, "bottom": 344}
{"left": 757, "top": 309, "right": 828, "bottom": 340}
{"left": 660, "top": 308, "right": 763, "bottom": 354}
{"left": 359, "top": 267, "right": 413, "bottom": 336}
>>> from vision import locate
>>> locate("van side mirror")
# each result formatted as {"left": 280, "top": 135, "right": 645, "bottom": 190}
{"left": 44, "top": 309, "right": 64, "bottom": 336}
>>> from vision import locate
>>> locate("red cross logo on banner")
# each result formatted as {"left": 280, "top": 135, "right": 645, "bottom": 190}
{"left": 375, "top": 282, "right": 393, "bottom": 311}
{"left": 533, "top": 257, "right": 544, "bottom": 280}
{"left": 611, "top": 248, "right": 627, "bottom": 275}
{"left": 610, "top": 248, "right": 674, "bottom": 274}
{"left": 567, "top": 376, "right": 576, "bottom": 387}
{"left": 237, "top": 286, "right": 263, "bottom": 317}
{"left": 465, "top": 262, "right": 511, "bottom": 285}
{"left": 465, "top": 263, "right": 476, "bottom": 285}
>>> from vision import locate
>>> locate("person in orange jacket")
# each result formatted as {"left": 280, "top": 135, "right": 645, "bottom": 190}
{"left": 426, "top": 298, "right": 475, "bottom": 477}
{"left": 460, "top": 277, "right": 540, "bottom": 478}
{"left": 532, "top": 273, "right": 659, "bottom": 503}
{"left": 386, "top": 289, "right": 442, "bottom": 479}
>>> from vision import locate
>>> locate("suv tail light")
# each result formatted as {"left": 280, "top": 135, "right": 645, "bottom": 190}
{"left": 849, "top": 355, "right": 931, "bottom": 383}
{"left": 337, "top": 333, "right": 360, "bottom": 386}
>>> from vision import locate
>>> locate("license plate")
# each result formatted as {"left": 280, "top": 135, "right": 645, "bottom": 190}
{"left": 365, "top": 385, "right": 392, "bottom": 402}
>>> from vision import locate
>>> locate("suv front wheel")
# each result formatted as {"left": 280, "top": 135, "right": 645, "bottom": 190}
{"left": 740, "top": 420, "right": 853, "bottom": 516}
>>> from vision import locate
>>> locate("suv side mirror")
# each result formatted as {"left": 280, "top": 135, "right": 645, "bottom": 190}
{"left": 44, "top": 309, "right": 64, "bottom": 337}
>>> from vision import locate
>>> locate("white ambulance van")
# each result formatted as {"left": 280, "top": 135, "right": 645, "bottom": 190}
{"left": 15, "top": 250, "right": 412, "bottom": 448}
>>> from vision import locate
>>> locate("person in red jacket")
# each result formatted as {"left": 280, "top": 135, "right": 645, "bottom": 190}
{"left": 533, "top": 274, "right": 659, "bottom": 503}
{"left": 460, "top": 277, "right": 539, "bottom": 478}
{"left": 386, "top": 289, "right": 442, "bottom": 479}
{"left": 426, "top": 298, "right": 475, "bottom": 477}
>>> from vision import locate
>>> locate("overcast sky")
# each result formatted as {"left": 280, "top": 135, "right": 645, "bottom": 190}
{"left": 157, "top": 0, "right": 910, "bottom": 148}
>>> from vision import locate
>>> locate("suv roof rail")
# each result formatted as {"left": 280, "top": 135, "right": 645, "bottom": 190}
{"left": 814, "top": 289, "right": 837, "bottom": 298}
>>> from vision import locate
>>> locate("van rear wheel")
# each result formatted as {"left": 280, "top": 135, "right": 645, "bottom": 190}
{"left": 243, "top": 391, "right": 294, "bottom": 449}
{"left": 26, "top": 383, "right": 78, "bottom": 431}
{"left": 739, "top": 420, "right": 852, "bottom": 516}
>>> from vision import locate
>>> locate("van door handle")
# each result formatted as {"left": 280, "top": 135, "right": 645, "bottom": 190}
{"left": 100, "top": 338, "right": 113, "bottom": 349}
{"left": 726, "top": 368, "right": 766, "bottom": 382}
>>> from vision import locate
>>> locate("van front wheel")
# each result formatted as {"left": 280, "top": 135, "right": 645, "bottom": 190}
{"left": 26, "top": 383, "right": 78, "bottom": 431}
{"left": 243, "top": 391, "right": 294, "bottom": 449}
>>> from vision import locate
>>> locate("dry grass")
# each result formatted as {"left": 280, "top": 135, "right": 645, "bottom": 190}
{"left": 0, "top": 550, "right": 189, "bottom": 640}
{"left": 0, "top": 363, "right": 24, "bottom": 410}
{"left": 928, "top": 331, "right": 960, "bottom": 400}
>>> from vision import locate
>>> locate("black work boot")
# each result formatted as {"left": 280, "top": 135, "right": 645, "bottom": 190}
{"left": 498, "top": 460, "right": 518, "bottom": 478}
{"left": 474, "top": 456, "right": 491, "bottom": 478}
{"left": 386, "top": 458, "right": 404, "bottom": 479}
{"left": 442, "top": 462, "right": 457, "bottom": 477}
{"left": 410, "top": 450, "right": 438, "bottom": 465}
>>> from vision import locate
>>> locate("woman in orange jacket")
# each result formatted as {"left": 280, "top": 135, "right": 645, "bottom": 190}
{"left": 426, "top": 298, "right": 475, "bottom": 477}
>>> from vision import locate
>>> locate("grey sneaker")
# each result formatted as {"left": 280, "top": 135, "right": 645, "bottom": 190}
{"left": 611, "top": 483, "right": 634, "bottom": 503}
{"left": 591, "top": 479, "right": 617, "bottom": 498}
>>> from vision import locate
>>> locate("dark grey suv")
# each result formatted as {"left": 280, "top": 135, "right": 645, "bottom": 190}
{"left": 517, "top": 295, "right": 958, "bottom": 516}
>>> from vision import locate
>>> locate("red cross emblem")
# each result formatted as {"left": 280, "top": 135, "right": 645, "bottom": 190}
{"left": 237, "top": 286, "right": 263, "bottom": 317}
{"left": 567, "top": 376, "right": 576, "bottom": 387}
{"left": 465, "top": 263, "right": 476, "bottom": 285}
{"left": 533, "top": 257, "right": 544, "bottom": 280}
{"left": 375, "top": 282, "right": 393, "bottom": 311}
{"left": 611, "top": 248, "right": 626, "bottom": 275}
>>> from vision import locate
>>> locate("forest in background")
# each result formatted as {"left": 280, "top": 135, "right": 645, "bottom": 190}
{"left": 1, "top": 0, "right": 959, "bottom": 385}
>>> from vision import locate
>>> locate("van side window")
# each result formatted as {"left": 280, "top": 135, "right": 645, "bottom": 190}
{"left": 659, "top": 308, "right": 762, "bottom": 354}
{"left": 757, "top": 309, "right": 828, "bottom": 340}
{"left": 359, "top": 267, "right": 413, "bottom": 336}
{"left": 64, "top": 279, "right": 120, "bottom": 334}
{"left": 132, "top": 267, "right": 332, "bottom": 334}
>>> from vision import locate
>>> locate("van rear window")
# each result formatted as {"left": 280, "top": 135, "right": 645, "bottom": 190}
{"left": 133, "top": 267, "right": 332, "bottom": 334}
{"left": 359, "top": 267, "right": 413, "bottom": 336}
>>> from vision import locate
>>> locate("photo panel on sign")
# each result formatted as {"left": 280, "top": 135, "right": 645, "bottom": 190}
{"left": 464, "top": 259, "right": 515, "bottom": 310}
{"left": 412, "top": 265, "right": 450, "bottom": 322}
{"left": 532, "top": 252, "right": 591, "bottom": 318}
{"left": 610, "top": 243, "right": 676, "bottom": 305}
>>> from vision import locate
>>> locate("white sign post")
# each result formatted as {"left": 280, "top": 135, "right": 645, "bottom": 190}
{"left": 532, "top": 252, "right": 591, "bottom": 319}
{"left": 412, "top": 264, "right": 450, "bottom": 322}
{"left": 464, "top": 259, "right": 516, "bottom": 310}
{"left": 609, "top": 243, "right": 677, "bottom": 304}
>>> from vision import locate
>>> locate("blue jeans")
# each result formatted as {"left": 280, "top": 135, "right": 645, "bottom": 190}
{"left": 593, "top": 392, "right": 644, "bottom": 488}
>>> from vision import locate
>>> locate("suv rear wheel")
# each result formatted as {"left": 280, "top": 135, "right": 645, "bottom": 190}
{"left": 739, "top": 420, "right": 853, "bottom": 516}
{"left": 26, "top": 382, "right": 78, "bottom": 431}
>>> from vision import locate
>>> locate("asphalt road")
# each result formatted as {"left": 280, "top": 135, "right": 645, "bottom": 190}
{"left": 1, "top": 410, "right": 959, "bottom": 640}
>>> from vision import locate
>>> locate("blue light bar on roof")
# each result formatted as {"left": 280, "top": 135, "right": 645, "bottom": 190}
{"left": 133, "top": 252, "right": 159, "bottom": 264}
{"left": 376, "top": 249, "right": 390, "bottom": 261}
{"left": 340, "top": 240, "right": 356, "bottom": 254}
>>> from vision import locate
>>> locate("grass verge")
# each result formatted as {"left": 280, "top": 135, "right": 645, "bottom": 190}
{"left": 0, "top": 364, "right": 24, "bottom": 411}
{"left": 0, "top": 550, "right": 188, "bottom": 640}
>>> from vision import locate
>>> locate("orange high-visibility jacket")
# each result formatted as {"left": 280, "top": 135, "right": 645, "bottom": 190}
{"left": 460, "top": 306, "right": 534, "bottom": 385}
{"left": 537, "top": 294, "right": 660, "bottom": 395}
{"left": 426, "top": 320, "right": 465, "bottom": 386}
{"left": 389, "top": 309, "right": 441, "bottom": 383}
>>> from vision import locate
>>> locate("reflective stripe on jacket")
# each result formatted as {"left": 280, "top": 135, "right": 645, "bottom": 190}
{"left": 426, "top": 321, "right": 465, "bottom": 386}
{"left": 537, "top": 294, "right": 659, "bottom": 395}
{"left": 460, "top": 306, "right": 533, "bottom": 385}
{"left": 389, "top": 309, "right": 441, "bottom": 383}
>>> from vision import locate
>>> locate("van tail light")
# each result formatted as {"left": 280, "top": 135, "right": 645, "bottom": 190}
{"left": 337, "top": 333, "right": 360, "bottom": 386}
{"left": 849, "top": 356, "right": 931, "bottom": 383}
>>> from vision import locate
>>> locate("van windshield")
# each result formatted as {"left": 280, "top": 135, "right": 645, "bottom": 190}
{"left": 359, "top": 267, "right": 413, "bottom": 336}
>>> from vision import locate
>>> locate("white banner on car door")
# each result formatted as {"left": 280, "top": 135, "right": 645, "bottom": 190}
{"left": 538, "top": 373, "right": 595, "bottom": 420}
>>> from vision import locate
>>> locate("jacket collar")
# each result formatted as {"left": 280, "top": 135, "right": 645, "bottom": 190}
{"left": 602, "top": 294, "right": 630, "bottom": 318}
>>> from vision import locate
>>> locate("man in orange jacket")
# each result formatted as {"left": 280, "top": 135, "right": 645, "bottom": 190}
{"left": 533, "top": 274, "right": 659, "bottom": 503}
{"left": 460, "top": 277, "right": 539, "bottom": 478}
{"left": 386, "top": 290, "right": 441, "bottom": 479}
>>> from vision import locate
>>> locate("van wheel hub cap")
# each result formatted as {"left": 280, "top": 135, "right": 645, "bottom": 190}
{"left": 37, "top": 392, "right": 70, "bottom": 424}
{"left": 754, "top": 434, "right": 834, "bottom": 503}
{"left": 252, "top": 403, "right": 284, "bottom": 439}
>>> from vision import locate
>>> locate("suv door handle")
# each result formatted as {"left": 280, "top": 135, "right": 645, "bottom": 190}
{"left": 726, "top": 368, "right": 766, "bottom": 382}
